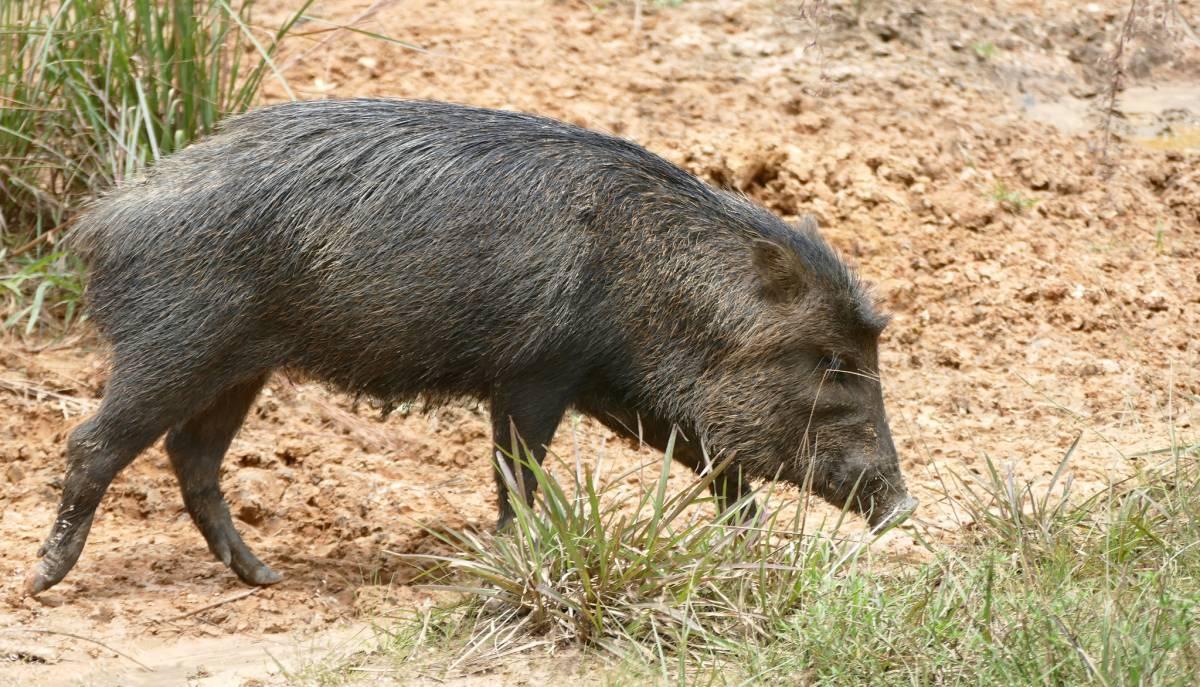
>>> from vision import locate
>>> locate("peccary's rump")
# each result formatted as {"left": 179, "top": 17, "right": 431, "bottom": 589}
{"left": 26, "top": 99, "right": 914, "bottom": 595}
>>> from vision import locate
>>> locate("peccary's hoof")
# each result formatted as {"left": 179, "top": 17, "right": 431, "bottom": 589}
{"left": 22, "top": 566, "right": 51, "bottom": 597}
{"left": 226, "top": 547, "right": 284, "bottom": 586}
{"left": 242, "top": 565, "right": 283, "bottom": 587}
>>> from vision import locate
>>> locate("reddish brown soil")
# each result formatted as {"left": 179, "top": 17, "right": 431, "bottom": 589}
{"left": 2, "top": 0, "right": 1198, "bottom": 683}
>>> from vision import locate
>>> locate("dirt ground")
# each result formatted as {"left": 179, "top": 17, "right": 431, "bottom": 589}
{"left": 2, "top": 0, "right": 1198, "bottom": 684}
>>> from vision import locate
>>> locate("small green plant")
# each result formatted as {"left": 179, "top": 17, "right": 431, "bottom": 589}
{"left": 972, "top": 40, "right": 997, "bottom": 61}
{"left": 1154, "top": 222, "right": 1168, "bottom": 253}
{"left": 990, "top": 181, "right": 1038, "bottom": 214}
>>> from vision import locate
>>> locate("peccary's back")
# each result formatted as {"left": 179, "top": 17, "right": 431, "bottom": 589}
{"left": 70, "top": 99, "right": 760, "bottom": 402}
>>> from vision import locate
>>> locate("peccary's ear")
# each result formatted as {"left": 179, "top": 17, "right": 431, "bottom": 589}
{"left": 751, "top": 239, "right": 807, "bottom": 302}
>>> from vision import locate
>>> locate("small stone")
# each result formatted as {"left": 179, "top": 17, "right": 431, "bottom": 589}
{"left": 952, "top": 206, "right": 994, "bottom": 230}
{"left": 1136, "top": 290, "right": 1169, "bottom": 312}
{"left": 230, "top": 468, "right": 283, "bottom": 526}
{"left": 825, "top": 65, "right": 862, "bottom": 82}
{"left": 35, "top": 593, "right": 65, "bottom": 608}
{"left": 870, "top": 21, "right": 899, "bottom": 42}
{"left": 935, "top": 345, "right": 963, "bottom": 369}
{"left": 793, "top": 111, "right": 828, "bottom": 134}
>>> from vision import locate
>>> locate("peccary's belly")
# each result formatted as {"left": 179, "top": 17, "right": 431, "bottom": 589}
{"left": 274, "top": 286, "right": 586, "bottom": 401}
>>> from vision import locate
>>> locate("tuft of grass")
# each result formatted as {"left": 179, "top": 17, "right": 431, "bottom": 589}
{"left": 395, "top": 441, "right": 893, "bottom": 673}
{"left": 1154, "top": 221, "right": 1168, "bottom": 253}
{"left": 365, "top": 438, "right": 906, "bottom": 681}
{"left": 971, "top": 40, "right": 997, "bottom": 61}
{"left": 990, "top": 181, "right": 1038, "bottom": 214}
{"left": 0, "top": 0, "right": 312, "bottom": 333}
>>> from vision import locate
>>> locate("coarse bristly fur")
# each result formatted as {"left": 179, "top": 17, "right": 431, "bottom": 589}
{"left": 28, "top": 99, "right": 914, "bottom": 596}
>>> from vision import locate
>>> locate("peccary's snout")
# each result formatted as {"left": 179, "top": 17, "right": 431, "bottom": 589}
{"left": 853, "top": 456, "right": 918, "bottom": 531}
{"left": 812, "top": 447, "right": 917, "bottom": 531}
{"left": 865, "top": 490, "right": 919, "bottom": 531}
{"left": 859, "top": 421, "right": 918, "bottom": 531}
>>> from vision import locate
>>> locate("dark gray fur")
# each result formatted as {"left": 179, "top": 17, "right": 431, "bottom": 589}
{"left": 26, "top": 99, "right": 914, "bottom": 595}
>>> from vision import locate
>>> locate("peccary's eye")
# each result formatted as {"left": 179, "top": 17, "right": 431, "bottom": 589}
{"left": 818, "top": 355, "right": 843, "bottom": 374}
{"left": 817, "top": 354, "right": 859, "bottom": 384}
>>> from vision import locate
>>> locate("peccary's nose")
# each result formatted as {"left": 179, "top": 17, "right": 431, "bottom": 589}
{"left": 867, "top": 493, "right": 919, "bottom": 532}
{"left": 868, "top": 494, "right": 921, "bottom": 530}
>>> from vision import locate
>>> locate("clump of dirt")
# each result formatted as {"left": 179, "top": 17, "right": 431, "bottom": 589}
{"left": 1, "top": 0, "right": 1197, "bottom": 682}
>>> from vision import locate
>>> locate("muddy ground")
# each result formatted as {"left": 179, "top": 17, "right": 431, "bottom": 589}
{"left": 2, "top": 0, "right": 1198, "bottom": 684}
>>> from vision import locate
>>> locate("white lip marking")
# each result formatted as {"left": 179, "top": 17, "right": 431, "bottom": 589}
{"left": 870, "top": 495, "right": 919, "bottom": 534}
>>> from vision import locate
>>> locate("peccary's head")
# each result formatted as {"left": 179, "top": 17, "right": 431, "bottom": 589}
{"left": 697, "top": 216, "right": 915, "bottom": 529}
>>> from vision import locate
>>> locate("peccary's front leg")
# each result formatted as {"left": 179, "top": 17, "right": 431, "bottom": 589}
{"left": 585, "top": 403, "right": 758, "bottom": 521}
{"left": 489, "top": 372, "right": 580, "bottom": 530}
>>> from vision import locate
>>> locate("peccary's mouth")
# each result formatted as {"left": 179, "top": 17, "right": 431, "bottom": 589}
{"left": 867, "top": 494, "right": 919, "bottom": 533}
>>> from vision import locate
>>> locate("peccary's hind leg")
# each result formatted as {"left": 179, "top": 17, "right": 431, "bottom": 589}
{"left": 24, "top": 370, "right": 201, "bottom": 596}
{"left": 164, "top": 374, "right": 280, "bottom": 587}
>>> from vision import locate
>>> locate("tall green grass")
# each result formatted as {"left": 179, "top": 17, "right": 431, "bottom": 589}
{"left": 0, "top": 0, "right": 311, "bottom": 333}
{"left": 291, "top": 433, "right": 1200, "bottom": 686}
